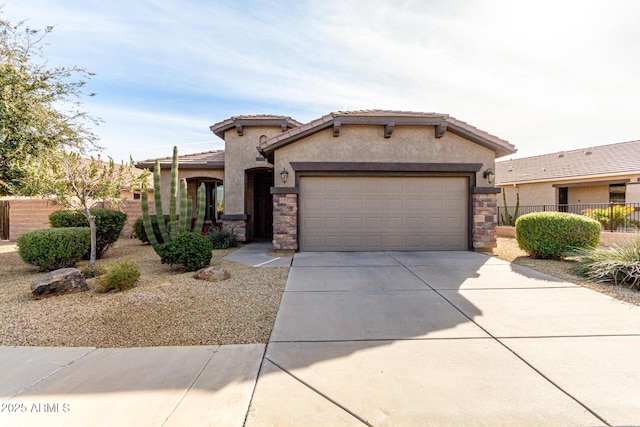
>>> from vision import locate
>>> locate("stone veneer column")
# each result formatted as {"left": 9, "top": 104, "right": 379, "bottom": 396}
{"left": 272, "top": 190, "right": 298, "bottom": 250}
{"left": 472, "top": 191, "right": 499, "bottom": 251}
{"left": 220, "top": 215, "right": 248, "bottom": 242}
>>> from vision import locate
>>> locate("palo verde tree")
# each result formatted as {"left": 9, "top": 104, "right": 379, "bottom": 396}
{"left": 0, "top": 16, "right": 100, "bottom": 195}
{"left": 22, "top": 149, "right": 148, "bottom": 270}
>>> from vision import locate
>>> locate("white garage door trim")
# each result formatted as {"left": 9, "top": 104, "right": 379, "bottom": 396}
{"left": 299, "top": 176, "right": 469, "bottom": 251}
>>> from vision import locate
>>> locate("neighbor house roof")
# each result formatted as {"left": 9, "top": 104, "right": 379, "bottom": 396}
{"left": 136, "top": 150, "right": 225, "bottom": 171}
{"left": 495, "top": 140, "right": 640, "bottom": 185}
{"left": 209, "top": 115, "right": 302, "bottom": 140}
{"left": 259, "top": 110, "right": 516, "bottom": 159}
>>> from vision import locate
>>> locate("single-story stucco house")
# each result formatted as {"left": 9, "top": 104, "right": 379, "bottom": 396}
{"left": 137, "top": 110, "right": 516, "bottom": 251}
{"left": 496, "top": 140, "right": 640, "bottom": 207}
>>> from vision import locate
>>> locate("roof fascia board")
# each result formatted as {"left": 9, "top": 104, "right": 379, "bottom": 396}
{"left": 446, "top": 123, "right": 512, "bottom": 158}
{"left": 497, "top": 170, "right": 640, "bottom": 186}
{"left": 210, "top": 118, "right": 299, "bottom": 139}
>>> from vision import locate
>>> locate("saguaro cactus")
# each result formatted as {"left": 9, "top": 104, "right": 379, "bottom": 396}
{"left": 501, "top": 188, "right": 520, "bottom": 226}
{"left": 141, "top": 147, "right": 207, "bottom": 255}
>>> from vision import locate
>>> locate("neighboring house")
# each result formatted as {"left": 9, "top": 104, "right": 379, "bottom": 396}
{"left": 137, "top": 110, "right": 515, "bottom": 251}
{"left": 496, "top": 140, "right": 640, "bottom": 207}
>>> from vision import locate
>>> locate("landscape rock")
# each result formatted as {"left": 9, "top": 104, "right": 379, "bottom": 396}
{"left": 31, "top": 268, "right": 88, "bottom": 299}
{"left": 193, "top": 266, "right": 231, "bottom": 282}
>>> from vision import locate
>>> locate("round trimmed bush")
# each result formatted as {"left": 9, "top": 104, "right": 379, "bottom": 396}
{"left": 158, "top": 232, "right": 213, "bottom": 271}
{"left": 50, "top": 209, "right": 127, "bottom": 258}
{"left": 17, "top": 227, "right": 91, "bottom": 271}
{"left": 132, "top": 216, "right": 163, "bottom": 244}
{"left": 95, "top": 260, "right": 140, "bottom": 293}
{"left": 515, "top": 212, "right": 600, "bottom": 259}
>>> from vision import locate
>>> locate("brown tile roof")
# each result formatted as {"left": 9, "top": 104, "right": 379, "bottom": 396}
{"left": 209, "top": 115, "right": 302, "bottom": 139}
{"left": 260, "top": 110, "right": 516, "bottom": 158}
{"left": 495, "top": 140, "right": 640, "bottom": 185}
{"left": 136, "top": 150, "right": 224, "bottom": 171}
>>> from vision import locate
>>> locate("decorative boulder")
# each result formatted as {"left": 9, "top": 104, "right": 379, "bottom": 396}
{"left": 193, "top": 267, "right": 231, "bottom": 282}
{"left": 31, "top": 268, "right": 88, "bottom": 299}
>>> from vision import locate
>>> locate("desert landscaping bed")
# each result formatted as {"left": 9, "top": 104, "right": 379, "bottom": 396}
{"left": 493, "top": 237, "right": 640, "bottom": 307}
{"left": 0, "top": 238, "right": 288, "bottom": 347}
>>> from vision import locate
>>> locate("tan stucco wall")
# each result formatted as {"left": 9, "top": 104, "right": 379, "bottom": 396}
{"left": 499, "top": 174, "right": 640, "bottom": 207}
{"left": 273, "top": 125, "right": 496, "bottom": 187}
{"left": 223, "top": 126, "right": 280, "bottom": 214}
{"left": 500, "top": 183, "right": 555, "bottom": 206}
{"left": 156, "top": 169, "right": 224, "bottom": 215}
{"left": 627, "top": 182, "right": 640, "bottom": 204}
{"left": 567, "top": 185, "right": 609, "bottom": 204}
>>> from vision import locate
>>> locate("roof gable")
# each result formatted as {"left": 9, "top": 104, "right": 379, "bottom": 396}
{"left": 259, "top": 110, "right": 515, "bottom": 159}
{"left": 209, "top": 115, "right": 302, "bottom": 140}
{"left": 136, "top": 150, "right": 224, "bottom": 171}
{"left": 496, "top": 140, "right": 640, "bottom": 185}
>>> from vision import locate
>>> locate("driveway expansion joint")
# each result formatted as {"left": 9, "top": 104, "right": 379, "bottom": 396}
{"left": 263, "top": 357, "right": 372, "bottom": 426}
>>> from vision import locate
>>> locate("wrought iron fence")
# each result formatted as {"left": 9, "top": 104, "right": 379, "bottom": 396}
{"left": 498, "top": 202, "right": 640, "bottom": 233}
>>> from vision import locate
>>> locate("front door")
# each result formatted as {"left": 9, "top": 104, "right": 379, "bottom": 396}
{"left": 253, "top": 171, "right": 274, "bottom": 239}
{"left": 558, "top": 187, "right": 568, "bottom": 212}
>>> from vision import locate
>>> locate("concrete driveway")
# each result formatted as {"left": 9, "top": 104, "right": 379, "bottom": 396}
{"left": 246, "top": 251, "right": 640, "bottom": 426}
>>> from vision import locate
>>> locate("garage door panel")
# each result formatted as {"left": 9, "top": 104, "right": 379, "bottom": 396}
{"left": 300, "top": 177, "right": 467, "bottom": 251}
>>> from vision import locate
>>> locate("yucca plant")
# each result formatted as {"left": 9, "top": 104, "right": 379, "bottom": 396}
{"left": 575, "top": 235, "right": 640, "bottom": 289}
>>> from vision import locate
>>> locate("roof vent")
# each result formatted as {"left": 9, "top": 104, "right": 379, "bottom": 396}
{"left": 558, "top": 153, "right": 564, "bottom": 158}
{"left": 585, "top": 150, "right": 592, "bottom": 155}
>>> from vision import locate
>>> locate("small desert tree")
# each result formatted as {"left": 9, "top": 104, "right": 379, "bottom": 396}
{"left": 0, "top": 17, "right": 100, "bottom": 194}
{"left": 22, "top": 149, "right": 147, "bottom": 269}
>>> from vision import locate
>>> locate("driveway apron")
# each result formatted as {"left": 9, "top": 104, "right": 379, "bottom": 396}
{"left": 246, "top": 251, "right": 640, "bottom": 426}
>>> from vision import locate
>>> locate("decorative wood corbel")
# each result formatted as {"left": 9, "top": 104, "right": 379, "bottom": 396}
{"left": 384, "top": 122, "right": 395, "bottom": 139}
{"left": 235, "top": 123, "right": 244, "bottom": 136}
{"left": 333, "top": 121, "right": 341, "bottom": 137}
{"left": 435, "top": 122, "right": 447, "bottom": 138}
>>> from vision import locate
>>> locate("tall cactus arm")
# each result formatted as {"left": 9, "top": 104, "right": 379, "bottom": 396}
{"left": 193, "top": 183, "right": 206, "bottom": 234}
{"left": 169, "top": 146, "right": 179, "bottom": 238}
{"left": 141, "top": 187, "right": 161, "bottom": 254}
{"left": 153, "top": 160, "right": 170, "bottom": 243}
{"left": 186, "top": 197, "right": 193, "bottom": 232}
{"left": 179, "top": 179, "right": 189, "bottom": 233}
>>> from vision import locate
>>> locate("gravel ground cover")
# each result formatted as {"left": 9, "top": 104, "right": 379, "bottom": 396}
{"left": 493, "top": 237, "right": 640, "bottom": 307}
{"left": 0, "top": 238, "right": 288, "bottom": 347}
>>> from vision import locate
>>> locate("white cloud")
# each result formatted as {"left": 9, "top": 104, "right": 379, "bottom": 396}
{"left": 4, "top": 0, "right": 640, "bottom": 161}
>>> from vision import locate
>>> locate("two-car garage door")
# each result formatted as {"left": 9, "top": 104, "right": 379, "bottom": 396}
{"left": 299, "top": 176, "right": 468, "bottom": 251}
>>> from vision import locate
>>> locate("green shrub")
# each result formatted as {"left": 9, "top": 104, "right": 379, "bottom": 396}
{"left": 50, "top": 209, "right": 127, "bottom": 259}
{"left": 515, "top": 212, "right": 601, "bottom": 259}
{"left": 17, "top": 227, "right": 91, "bottom": 271}
{"left": 208, "top": 227, "right": 238, "bottom": 250}
{"left": 158, "top": 232, "right": 213, "bottom": 271}
{"left": 81, "top": 265, "right": 107, "bottom": 278}
{"left": 95, "top": 260, "right": 140, "bottom": 293}
{"left": 576, "top": 235, "right": 640, "bottom": 289}
{"left": 132, "top": 216, "right": 164, "bottom": 244}
{"left": 582, "top": 206, "right": 634, "bottom": 231}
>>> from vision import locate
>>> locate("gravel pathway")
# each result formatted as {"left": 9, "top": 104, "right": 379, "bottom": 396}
{"left": 0, "top": 239, "right": 288, "bottom": 347}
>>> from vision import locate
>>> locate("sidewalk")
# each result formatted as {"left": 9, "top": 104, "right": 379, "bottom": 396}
{"left": 0, "top": 345, "right": 264, "bottom": 427}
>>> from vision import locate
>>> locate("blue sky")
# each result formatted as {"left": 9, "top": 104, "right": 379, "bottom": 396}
{"left": 4, "top": 0, "right": 640, "bottom": 163}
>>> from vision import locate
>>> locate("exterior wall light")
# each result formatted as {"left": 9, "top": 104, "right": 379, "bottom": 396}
{"left": 280, "top": 168, "right": 289, "bottom": 184}
{"left": 483, "top": 168, "right": 495, "bottom": 184}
